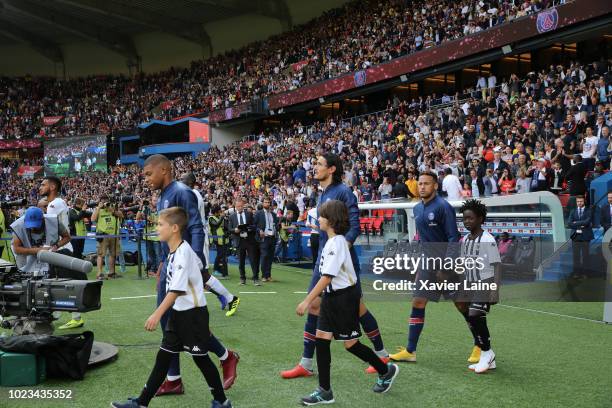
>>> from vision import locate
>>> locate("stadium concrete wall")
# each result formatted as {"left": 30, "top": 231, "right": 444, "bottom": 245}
{"left": 211, "top": 122, "right": 253, "bottom": 148}
{"left": 0, "top": 0, "right": 348, "bottom": 77}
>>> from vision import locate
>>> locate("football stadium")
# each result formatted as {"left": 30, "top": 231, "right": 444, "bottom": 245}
{"left": 0, "top": 0, "right": 611, "bottom": 407}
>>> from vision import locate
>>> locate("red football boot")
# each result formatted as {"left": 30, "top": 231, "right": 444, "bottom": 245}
{"left": 221, "top": 350, "right": 240, "bottom": 390}
{"left": 155, "top": 378, "right": 184, "bottom": 396}
{"left": 365, "top": 357, "right": 390, "bottom": 374}
{"left": 280, "top": 364, "right": 314, "bottom": 379}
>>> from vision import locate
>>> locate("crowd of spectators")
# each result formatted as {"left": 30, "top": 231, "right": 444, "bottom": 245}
{"left": 1, "top": 58, "right": 611, "bottom": 232}
{"left": 0, "top": 0, "right": 565, "bottom": 140}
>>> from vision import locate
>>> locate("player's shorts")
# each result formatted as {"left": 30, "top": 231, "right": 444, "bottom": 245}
{"left": 161, "top": 306, "right": 210, "bottom": 355}
{"left": 96, "top": 237, "right": 118, "bottom": 257}
{"left": 456, "top": 277, "right": 498, "bottom": 310}
{"left": 413, "top": 269, "right": 458, "bottom": 302}
{"left": 317, "top": 285, "right": 361, "bottom": 341}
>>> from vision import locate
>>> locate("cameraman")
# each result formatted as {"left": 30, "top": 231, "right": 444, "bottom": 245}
{"left": 68, "top": 198, "right": 89, "bottom": 260}
{"left": 92, "top": 194, "right": 123, "bottom": 280}
{"left": 10, "top": 207, "right": 71, "bottom": 276}
{"left": 209, "top": 204, "right": 229, "bottom": 279}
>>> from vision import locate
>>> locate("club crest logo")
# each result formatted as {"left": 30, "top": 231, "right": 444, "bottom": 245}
{"left": 536, "top": 8, "right": 558, "bottom": 34}
{"left": 428, "top": 212, "right": 435, "bottom": 221}
{"left": 354, "top": 70, "right": 367, "bottom": 87}
{"left": 163, "top": 199, "right": 169, "bottom": 209}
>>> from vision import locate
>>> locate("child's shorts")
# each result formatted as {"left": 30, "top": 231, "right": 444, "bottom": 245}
{"left": 160, "top": 306, "right": 210, "bottom": 355}
{"left": 318, "top": 285, "right": 361, "bottom": 341}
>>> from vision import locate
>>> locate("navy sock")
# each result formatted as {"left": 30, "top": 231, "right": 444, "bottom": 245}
{"left": 407, "top": 307, "right": 425, "bottom": 353}
{"left": 303, "top": 313, "right": 318, "bottom": 360}
{"left": 208, "top": 334, "right": 227, "bottom": 359}
{"left": 359, "top": 310, "right": 385, "bottom": 354}
{"left": 315, "top": 338, "right": 331, "bottom": 391}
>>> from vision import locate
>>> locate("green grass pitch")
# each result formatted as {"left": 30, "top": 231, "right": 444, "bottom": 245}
{"left": 0, "top": 263, "right": 610, "bottom": 407}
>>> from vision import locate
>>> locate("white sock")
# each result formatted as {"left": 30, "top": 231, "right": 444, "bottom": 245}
{"left": 219, "top": 349, "right": 228, "bottom": 361}
{"left": 206, "top": 275, "right": 234, "bottom": 301}
{"left": 167, "top": 375, "right": 181, "bottom": 381}
{"left": 300, "top": 357, "right": 313, "bottom": 371}
{"left": 375, "top": 348, "right": 389, "bottom": 358}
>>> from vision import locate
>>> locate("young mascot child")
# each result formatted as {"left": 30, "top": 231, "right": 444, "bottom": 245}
{"left": 296, "top": 200, "right": 399, "bottom": 405}
{"left": 112, "top": 207, "right": 231, "bottom": 408}
{"left": 458, "top": 199, "right": 501, "bottom": 374}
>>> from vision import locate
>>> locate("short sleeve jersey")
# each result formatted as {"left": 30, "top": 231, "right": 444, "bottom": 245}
{"left": 318, "top": 235, "right": 357, "bottom": 293}
{"left": 460, "top": 231, "right": 501, "bottom": 282}
{"left": 165, "top": 241, "right": 207, "bottom": 311}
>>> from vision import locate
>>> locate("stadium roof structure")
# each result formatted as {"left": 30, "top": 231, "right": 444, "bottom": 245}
{"left": 0, "top": 0, "right": 293, "bottom": 67}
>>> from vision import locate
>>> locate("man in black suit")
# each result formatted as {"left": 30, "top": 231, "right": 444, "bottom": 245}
{"left": 565, "top": 154, "right": 587, "bottom": 200}
{"left": 600, "top": 191, "right": 612, "bottom": 233}
{"left": 229, "top": 198, "right": 260, "bottom": 285}
{"left": 254, "top": 196, "right": 278, "bottom": 282}
{"left": 487, "top": 150, "right": 509, "bottom": 179}
{"left": 567, "top": 196, "right": 594, "bottom": 278}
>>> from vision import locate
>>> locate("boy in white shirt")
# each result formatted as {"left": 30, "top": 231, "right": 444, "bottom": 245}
{"left": 297, "top": 200, "right": 399, "bottom": 405}
{"left": 112, "top": 207, "right": 231, "bottom": 408}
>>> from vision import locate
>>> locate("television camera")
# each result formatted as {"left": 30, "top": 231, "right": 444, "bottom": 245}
{"left": 0, "top": 251, "right": 102, "bottom": 335}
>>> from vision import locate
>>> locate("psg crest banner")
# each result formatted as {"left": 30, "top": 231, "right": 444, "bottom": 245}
{"left": 536, "top": 8, "right": 559, "bottom": 34}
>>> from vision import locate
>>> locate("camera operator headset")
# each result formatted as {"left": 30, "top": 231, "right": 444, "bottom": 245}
{"left": 91, "top": 194, "right": 124, "bottom": 280}
{"left": 10, "top": 207, "right": 71, "bottom": 277}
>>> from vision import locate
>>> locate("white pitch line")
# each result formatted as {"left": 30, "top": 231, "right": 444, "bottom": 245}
{"left": 239, "top": 291, "right": 277, "bottom": 294}
{"left": 498, "top": 304, "right": 606, "bottom": 324}
{"left": 111, "top": 295, "right": 156, "bottom": 300}
{"left": 293, "top": 291, "right": 307, "bottom": 294}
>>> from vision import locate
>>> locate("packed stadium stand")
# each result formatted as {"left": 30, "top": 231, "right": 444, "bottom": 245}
{"left": 1, "top": 0, "right": 612, "bottom": 407}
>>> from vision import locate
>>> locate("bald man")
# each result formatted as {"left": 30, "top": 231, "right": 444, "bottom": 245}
{"left": 143, "top": 154, "right": 240, "bottom": 394}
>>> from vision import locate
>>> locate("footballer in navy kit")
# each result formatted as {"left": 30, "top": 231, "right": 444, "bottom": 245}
{"left": 143, "top": 154, "right": 240, "bottom": 395}
{"left": 391, "top": 171, "right": 480, "bottom": 365}
{"left": 281, "top": 153, "right": 389, "bottom": 379}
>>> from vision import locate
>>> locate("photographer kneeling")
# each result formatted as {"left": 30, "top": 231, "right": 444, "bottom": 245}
{"left": 12, "top": 206, "right": 91, "bottom": 329}
{"left": 11, "top": 207, "right": 72, "bottom": 276}
{"left": 92, "top": 195, "right": 123, "bottom": 280}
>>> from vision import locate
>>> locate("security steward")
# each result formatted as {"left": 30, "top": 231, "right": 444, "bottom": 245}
{"left": 92, "top": 194, "right": 124, "bottom": 280}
